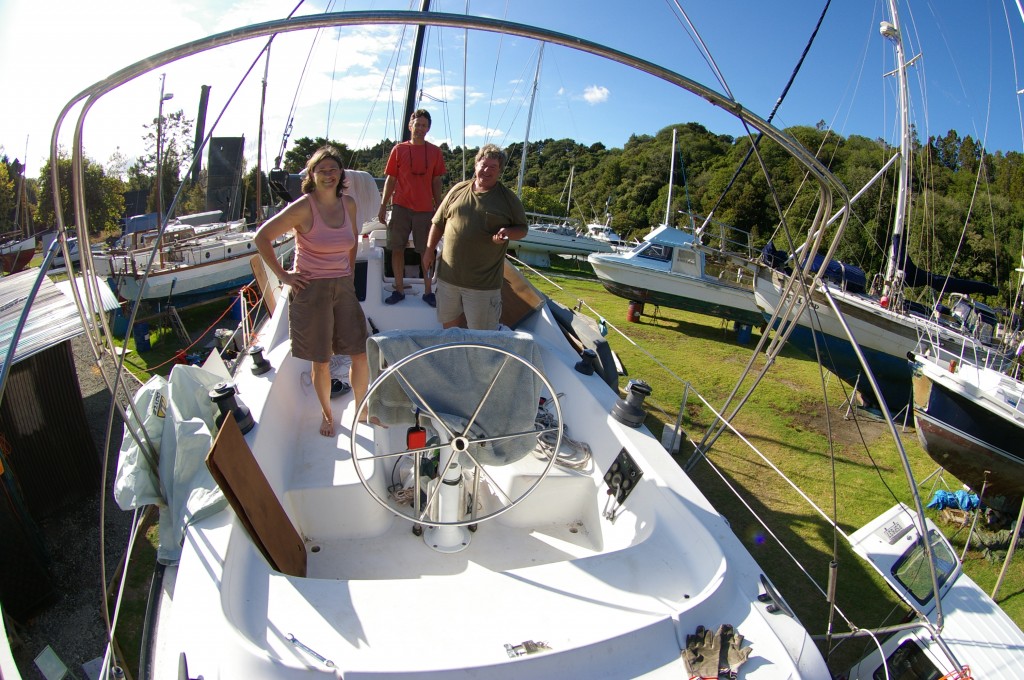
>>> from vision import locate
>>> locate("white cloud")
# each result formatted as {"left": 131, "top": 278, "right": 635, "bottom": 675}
{"left": 582, "top": 85, "right": 610, "bottom": 105}
{"left": 464, "top": 124, "right": 503, "bottom": 139}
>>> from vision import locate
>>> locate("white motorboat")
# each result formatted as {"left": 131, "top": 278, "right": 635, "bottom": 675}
{"left": 845, "top": 503, "right": 1024, "bottom": 678}
{"left": 590, "top": 224, "right": 764, "bottom": 327}
{"left": 513, "top": 221, "right": 613, "bottom": 267}
{"left": 585, "top": 221, "right": 630, "bottom": 251}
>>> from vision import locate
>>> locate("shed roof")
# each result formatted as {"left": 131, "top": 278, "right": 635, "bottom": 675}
{"left": 0, "top": 268, "right": 119, "bottom": 368}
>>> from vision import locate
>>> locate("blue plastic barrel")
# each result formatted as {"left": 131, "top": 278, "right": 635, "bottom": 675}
{"left": 132, "top": 322, "right": 151, "bottom": 352}
{"left": 112, "top": 309, "right": 129, "bottom": 338}
{"left": 735, "top": 323, "right": 752, "bottom": 344}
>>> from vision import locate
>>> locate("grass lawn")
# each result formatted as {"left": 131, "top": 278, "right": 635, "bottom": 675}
{"left": 522, "top": 258, "right": 1023, "bottom": 674}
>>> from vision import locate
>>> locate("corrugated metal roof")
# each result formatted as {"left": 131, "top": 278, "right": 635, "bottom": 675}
{"left": 0, "top": 268, "right": 117, "bottom": 368}
{"left": 55, "top": 274, "right": 122, "bottom": 313}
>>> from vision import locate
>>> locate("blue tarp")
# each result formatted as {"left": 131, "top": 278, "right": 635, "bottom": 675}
{"left": 926, "top": 489, "right": 981, "bottom": 511}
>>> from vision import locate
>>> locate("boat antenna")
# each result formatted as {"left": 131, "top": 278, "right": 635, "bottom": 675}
{"left": 255, "top": 42, "right": 272, "bottom": 224}
{"left": 664, "top": 129, "right": 676, "bottom": 226}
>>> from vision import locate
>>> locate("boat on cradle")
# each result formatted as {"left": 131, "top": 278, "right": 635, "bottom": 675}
{"left": 590, "top": 127, "right": 762, "bottom": 329}
{"left": 29, "top": 10, "right": 855, "bottom": 680}
{"left": 752, "top": 0, "right": 998, "bottom": 415}
{"left": 102, "top": 219, "right": 295, "bottom": 303}
{"left": 512, "top": 219, "right": 613, "bottom": 267}
{"left": 846, "top": 503, "right": 1024, "bottom": 678}
{"left": 909, "top": 336, "right": 1024, "bottom": 500}
{"left": 585, "top": 220, "right": 630, "bottom": 250}
{"left": 0, "top": 234, "right": 36, "bottom": 275}
{"left": 589, "top": 223, "right": 764, "bottom": 327}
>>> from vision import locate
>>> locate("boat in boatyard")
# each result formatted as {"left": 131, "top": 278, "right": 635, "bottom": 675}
{"left": 29, "top": 10, "right": 857, "bottom": 680}
{"left": 909, "top": 337, "right": 1024, "bottom": 500}
{"left": 845, "top": 503, "right": 1024, "bottom": 679}
{"left": 585, "top": 220, "right": 630, "bottom": 251}
{"left": 101, "top": 218, "right": 295, "bottom": 303}
{"left": 589, "top": 223, "right": 764, "bottom": 327}
{"left": 513, "top": 218, "right": 613, "bottom": 267}
{"left": 0, "top": 234, "right": 36, "bottom": 275}
{"left": 752, "top": 0, "right": 999, "bottom": 414}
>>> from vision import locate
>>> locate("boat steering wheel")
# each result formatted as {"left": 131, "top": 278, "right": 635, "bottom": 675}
{"left": 349, "top": 341, "right": 563, "bottom": 527}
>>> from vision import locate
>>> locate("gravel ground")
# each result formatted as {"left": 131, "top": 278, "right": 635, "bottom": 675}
{"left": 9, "top": 334, "right": 135, "bottom": 679}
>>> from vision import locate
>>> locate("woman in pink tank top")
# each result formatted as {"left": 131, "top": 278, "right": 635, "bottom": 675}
{"left": 255, "top": 146, "right": 369, "bottom": 438}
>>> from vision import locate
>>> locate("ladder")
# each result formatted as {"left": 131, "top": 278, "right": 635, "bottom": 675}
{"left": 166, "top": 305, "right": 190, "bottom": 343}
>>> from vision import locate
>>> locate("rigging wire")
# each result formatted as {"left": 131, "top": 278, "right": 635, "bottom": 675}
{"left": 480, "top": 0, "right": 511, "bottom": 146}
{"left": 664, "top": 0, "right": 734, "bottom": 101}
{"left": 276, "top": 1, "right": 328, "bottom": 163}
{"left": 705, "top": 0, "right": 833, "bottom": 222}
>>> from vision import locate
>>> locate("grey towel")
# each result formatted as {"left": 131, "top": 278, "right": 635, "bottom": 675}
{"left": 366, "top": 328, "right": 544, "bottom": 465}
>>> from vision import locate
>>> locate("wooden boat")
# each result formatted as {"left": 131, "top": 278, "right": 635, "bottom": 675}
{"left": 0, "top": 234, "right": 35, "bottom": 275}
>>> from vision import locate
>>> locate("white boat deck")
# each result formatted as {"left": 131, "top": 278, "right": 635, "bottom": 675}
{"left": 151, "top": 293, "right": 828, "bottom": 677}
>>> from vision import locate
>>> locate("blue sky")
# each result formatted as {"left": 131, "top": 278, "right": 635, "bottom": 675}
{"left": 2, "top": 0, "right": 1023, "bottom": 180}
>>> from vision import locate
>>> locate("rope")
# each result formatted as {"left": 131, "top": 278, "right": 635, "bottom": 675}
{"left": 143, "top": 291, "right": 245, "bottom": 373}
{"left": 533, "top": 399, "right": 592, "bottom": 470}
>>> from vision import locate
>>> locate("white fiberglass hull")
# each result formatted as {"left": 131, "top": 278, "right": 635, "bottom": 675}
{"left": 591, "top": 251, "right": 762, "bottom": 326}
{"left": 516, "top": 230, "right": 614, "bottom": 257}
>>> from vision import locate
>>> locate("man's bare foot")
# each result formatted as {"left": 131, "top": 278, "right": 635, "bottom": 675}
{"left": 320, "top": 414, "right": 335, "bottom": 437}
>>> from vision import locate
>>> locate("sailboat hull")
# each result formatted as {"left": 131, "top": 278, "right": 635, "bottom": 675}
{"left": 0, "top": 236, "right": 36, "bottom": 275}
{"left": 754, "top": 269, "right": 982, "bottom": 412}
{"left": 515, "top": 227, "right": 613, "bottom": 258}
{"left": 111, "top": 232, "right": 295, "bottom": 303}
{"left": 911, "top": 359, "right": 1024, "bottom": 497}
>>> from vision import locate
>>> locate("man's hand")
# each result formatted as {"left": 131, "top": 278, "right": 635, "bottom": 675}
{"left": 421, "top": 248, "right": 436, "bottom": 274}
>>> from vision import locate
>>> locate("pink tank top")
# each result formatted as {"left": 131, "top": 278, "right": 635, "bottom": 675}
{"left": 295, "top": 195, "right": 354, "bottom": 279}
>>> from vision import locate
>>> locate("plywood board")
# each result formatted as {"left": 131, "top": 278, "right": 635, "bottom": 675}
{"left": 206, "top": 413, "right": 306, "bottom": 577}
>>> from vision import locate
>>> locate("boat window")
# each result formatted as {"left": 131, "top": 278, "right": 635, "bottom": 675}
{"left": 891, "top": 529, "right": 956, "bottom": 606}
{"left": 674, "top": 249, "right": 697, "bottom": 267}
{"left": 872, "top": 638, "right": 941, "bottom": 680}
{"left": 638, "top": 243, "right": 671, "bottom": 262}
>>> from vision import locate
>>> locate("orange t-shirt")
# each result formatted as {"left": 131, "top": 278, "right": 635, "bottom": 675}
{"left": 383, "top": 141, "right": 446, "bottom": 213}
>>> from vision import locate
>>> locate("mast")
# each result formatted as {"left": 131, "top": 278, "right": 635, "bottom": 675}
{"left": 664, "top": 128, "right": 676, "bottom": 227}
{"left": 517, "top": 43, "right": 545, "bottom": 196}
{"left": 401, "top": 0, "right": 432, "bottom": 142}
{"left": 881, "top": 1, "right": 912, "bottom": 295}
{"left": 256, "top": 45, "right": 272, "bottom": 224}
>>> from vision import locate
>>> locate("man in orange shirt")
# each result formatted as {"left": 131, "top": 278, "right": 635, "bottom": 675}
{"left": 378, "top": 109, "right": 446, "bottom": 306}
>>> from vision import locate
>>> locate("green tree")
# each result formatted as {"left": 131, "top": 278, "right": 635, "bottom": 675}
{"left": 37, "top": 151, "right": 125, "bottom": 235}
{"left": 0, "top": 158, "right": 15, "bottom": 231}
{"left": 283, "top": 137, "right": 352, "bottom": 173}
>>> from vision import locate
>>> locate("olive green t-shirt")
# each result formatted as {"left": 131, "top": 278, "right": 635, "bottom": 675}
{"left": 432, "top": 179, "right": 528, "bottom": 290}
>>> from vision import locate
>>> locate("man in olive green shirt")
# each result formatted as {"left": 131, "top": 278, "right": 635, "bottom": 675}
{"left": 422, "top": 144, "right": 528, "bottom": 330}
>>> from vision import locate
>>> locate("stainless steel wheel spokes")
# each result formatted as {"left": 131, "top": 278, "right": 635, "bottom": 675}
{"left": 350, "top": 342, "right": 563, "bottom": 528}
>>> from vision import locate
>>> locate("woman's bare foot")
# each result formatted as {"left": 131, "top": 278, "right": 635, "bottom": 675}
{"left": 356, "top": 414, "right": 386, "bottom": 428}
{"left": 320, "top": 413, "right": 335, "bottom": 437}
